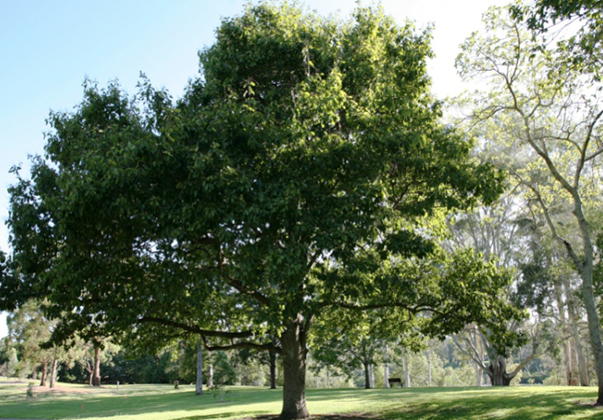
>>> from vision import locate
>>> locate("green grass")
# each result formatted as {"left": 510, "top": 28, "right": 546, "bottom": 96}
{"left": 0, "top": 380, "right": 601, "bottom": 420}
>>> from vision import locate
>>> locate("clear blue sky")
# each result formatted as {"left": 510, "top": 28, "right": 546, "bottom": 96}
{"left": 0, "top": 0, "right": 508, "bottom": 337}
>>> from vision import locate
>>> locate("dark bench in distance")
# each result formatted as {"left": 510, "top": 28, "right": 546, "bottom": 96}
{"left": 388, "top": 378, "right": 403, "bottom": 387}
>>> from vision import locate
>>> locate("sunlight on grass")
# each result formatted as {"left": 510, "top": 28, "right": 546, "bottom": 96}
{"left": 0, "top": 382, "right": 601, "bottom": 420}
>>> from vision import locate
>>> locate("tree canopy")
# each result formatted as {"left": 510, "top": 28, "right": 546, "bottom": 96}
{"left": 2, "top": 3, "right": 510, "bottom": 418}
{"left": 457, "top": 3, "right": 603, "bottom": 404}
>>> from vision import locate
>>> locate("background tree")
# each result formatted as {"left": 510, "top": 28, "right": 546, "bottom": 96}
{"left": 7, "top": 300, "right": 57, "bottom": 385}
{"left": 445, "top": 199, "right": 537, "bottom": 386}
{"left": 456, "top": 4, "right": 603, "bottom": 403}
{"left": 513, "top": 0, "right": 603, "bottom": 80}
{"left": 3, "top": 4, "right": 509, "bottom": 419}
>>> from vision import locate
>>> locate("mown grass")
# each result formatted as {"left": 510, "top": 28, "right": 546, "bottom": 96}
{"left": 0, "top": 379, "right": 601, "bottom": 420}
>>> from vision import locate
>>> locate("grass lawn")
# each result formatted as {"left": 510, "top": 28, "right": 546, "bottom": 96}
{"left": 0, "top": 379, "right": 601, "bottom": 420}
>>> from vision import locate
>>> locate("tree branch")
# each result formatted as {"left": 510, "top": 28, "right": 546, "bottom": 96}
{"left": 228, "top": 276, "right": 272, "bottom": 308}
{"left": 202, "top": 336, "right": 282, "bottom": 354}
{"left": 137, "top": 316, "right": 253, "bottom": 339}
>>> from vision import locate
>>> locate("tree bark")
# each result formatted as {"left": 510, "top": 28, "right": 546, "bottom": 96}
{"left": 196, "top": 340, "right": 203, "bottom": 395}
{"left": 269, "top": 350, "right": 277, "bottom": 389}
{"left": 384, "top": 363, "right": 389, "bottom": 388}
{"left": 384, "top": 344, "right": 390, "bottom": 388}
{"left": 554, "top": 281, "right": 575, "bottom": 386}
{"left": 39, "top": 360, "right": 47, "bottom": 387}
{"left": 49, "top": 358, "right": 58, "bottom": 389}
{"left": 208, "top": 363, "right": 214, "bottom": 387}
{"left": 487, "top": 357, "right": 511, "bottom": 386}
{"left": 427, "top": 348, "right": 432, "bottom": 387}
{"left": 567, "top": 196, "right": 603, "bottom": 402}
{"left": 565, "top": 278, "right": 590, "bottom": 386}
{"left": 279, "top": 315, "right": 310, "bottom": 420}
{"left": 579, "top": 262, "right": 603, "bottom": 404}
{"left": 363, "top": 362, "right": 370, "bottom": 389}
{"left": 92, "top": 345, "right": 101, "bottom": 387}
{"left": 401, "top": 351, "right": 411, "bottom": 388}
{"left": 472, "top": 331, "right": 483, "bottom": 387}
{"left": 85, "top": 360, "right": 93, "bottom": 386}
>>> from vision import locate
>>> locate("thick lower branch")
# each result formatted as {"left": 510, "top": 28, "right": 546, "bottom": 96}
{"left": 138, "top": 316, "right": 253, "bottom": 339}
{"left": 203, "top": 337, "right": 282, "bottom": 354}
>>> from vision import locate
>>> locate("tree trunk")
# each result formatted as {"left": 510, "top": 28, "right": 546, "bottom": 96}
{"left": 427, "top": 348, "right": 432, "bottom": 387}
{"left": 554, "top": 279, "right": 576, "bottom": 385}
{"left": 384, "top": 344, "right": 389, "bottom": 388}
{"left": 279, "top": 315, "right": 310, "bottom": 420}
{"left": 363, "top": 362, "right": 370, "bottom": 389}
{"left": 401, "top": 351, "right": 411, "bottom": 388}
{"left": 369, "top": 364, "right": 375, "bottom": 388}
{"left": 196, "top": 340, "right": 203, "bottom": 395}
{"left": 472, "top": 331, "right": 483, "bottom": 387}
{"left": 565, "top": 278, "right": 590, "bottom": 386}
{"left": 579, "top": 262, "right": 603, "bottom": 404}
{"left": 269, "top": 350, "right": 277, "bottom": 389}
{"left": 208, "top": 363, "right": 214, "bottom": 387}
{"left": 85, "top": 360, "right": 93, "bottom": 386}
{"left": 92, "top": 345, "right": 101, "bottom": 387}
{"left": 384, "top": 363, "right": 389, "bottom": 388}
{"left": 49, "top": 358, "right": 58, "bottom": 389}
{"left": 40, "top": 360, "right": 47, "bottom": 387}
{"left": 487, "top": 356, "right": 511, "bottom": 386}
{"left": 566, "top": 191, "right": 603, "bottom": 403}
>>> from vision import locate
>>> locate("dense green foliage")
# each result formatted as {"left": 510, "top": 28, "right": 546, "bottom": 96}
{"left": 2, "top": 3, "right": 517, "bottom": 417}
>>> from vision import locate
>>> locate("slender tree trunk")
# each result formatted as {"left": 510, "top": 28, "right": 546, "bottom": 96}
{"left": 269, "top": 350, "right": 277, "bottom": 389}
{"left": 565, "top": 194, "right": 603, "bottom": 403}
{"left": 363, "top": 362, "right": 370, "bottom": 389}
{"left": 369, "top": 364, "right": 375, "bottom": 388}
{"left": 554, "top": 280, "right": 575, "bottom": 385}
{"left": 196, "top": 340, "right": 203, "bottom": 395}
{"left": 579, "top": 262, "right": 603, "bottom": 404}
{"left": 475, "top": 364, "right": 483, "bottom": 387}
{"left": 208, "top": 363, "right": 214, "bottom": 387}
{"left": 401, "top": 351, "right": 411, "bottom": 388}
{"left": 471, "top": 331, "right": 483, "bottom": 387}
{"left": 384, "top": 344, "right": 390, "bottom": 388}
{"left": 279, "top": 315, "right": 310, "bottom": 420}
{"left": 384, "top": 363, "right": 389, "bottom": 389}
{"left": 427, "top": 347, "right": 432, "bottom": 387}
{"left": 40, "top": 361, "right": 47, "bottom": 387}
{"left": 92, "top": 345, "right": 101, "bottom": 387}
{"left": 326, "top": 368, "right": 330, "bottom": 388}
{"left": 49, "top": 358, "right": 58, "bottom": 389}
{"left": 85, "top": 360, "right": 93, "bottom": 386}
{"left": 565, "top": 279, "right": 590, "bottom": 386}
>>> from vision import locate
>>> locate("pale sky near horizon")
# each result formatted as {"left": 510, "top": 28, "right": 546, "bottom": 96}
{"left": 0, "top": 0, "right": 509, "bottom": 338}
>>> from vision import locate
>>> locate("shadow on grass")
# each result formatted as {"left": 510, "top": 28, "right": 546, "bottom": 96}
{"left": 1, "top": 386, "right": 601, "bottom": 420}
{"left": 377, "top": 387, "right": 601, "bottom": 420}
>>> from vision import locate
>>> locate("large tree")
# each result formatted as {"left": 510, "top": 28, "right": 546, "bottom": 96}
{"left": 3, "top": 4, "right": 508, "bottom": 418}
{"left": 456, "top": 4, "right": 603, "bottom": 404}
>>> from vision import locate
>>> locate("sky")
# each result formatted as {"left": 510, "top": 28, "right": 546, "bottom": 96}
{"left": 0, "top": 0, "right": 509, "bottom": 338}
